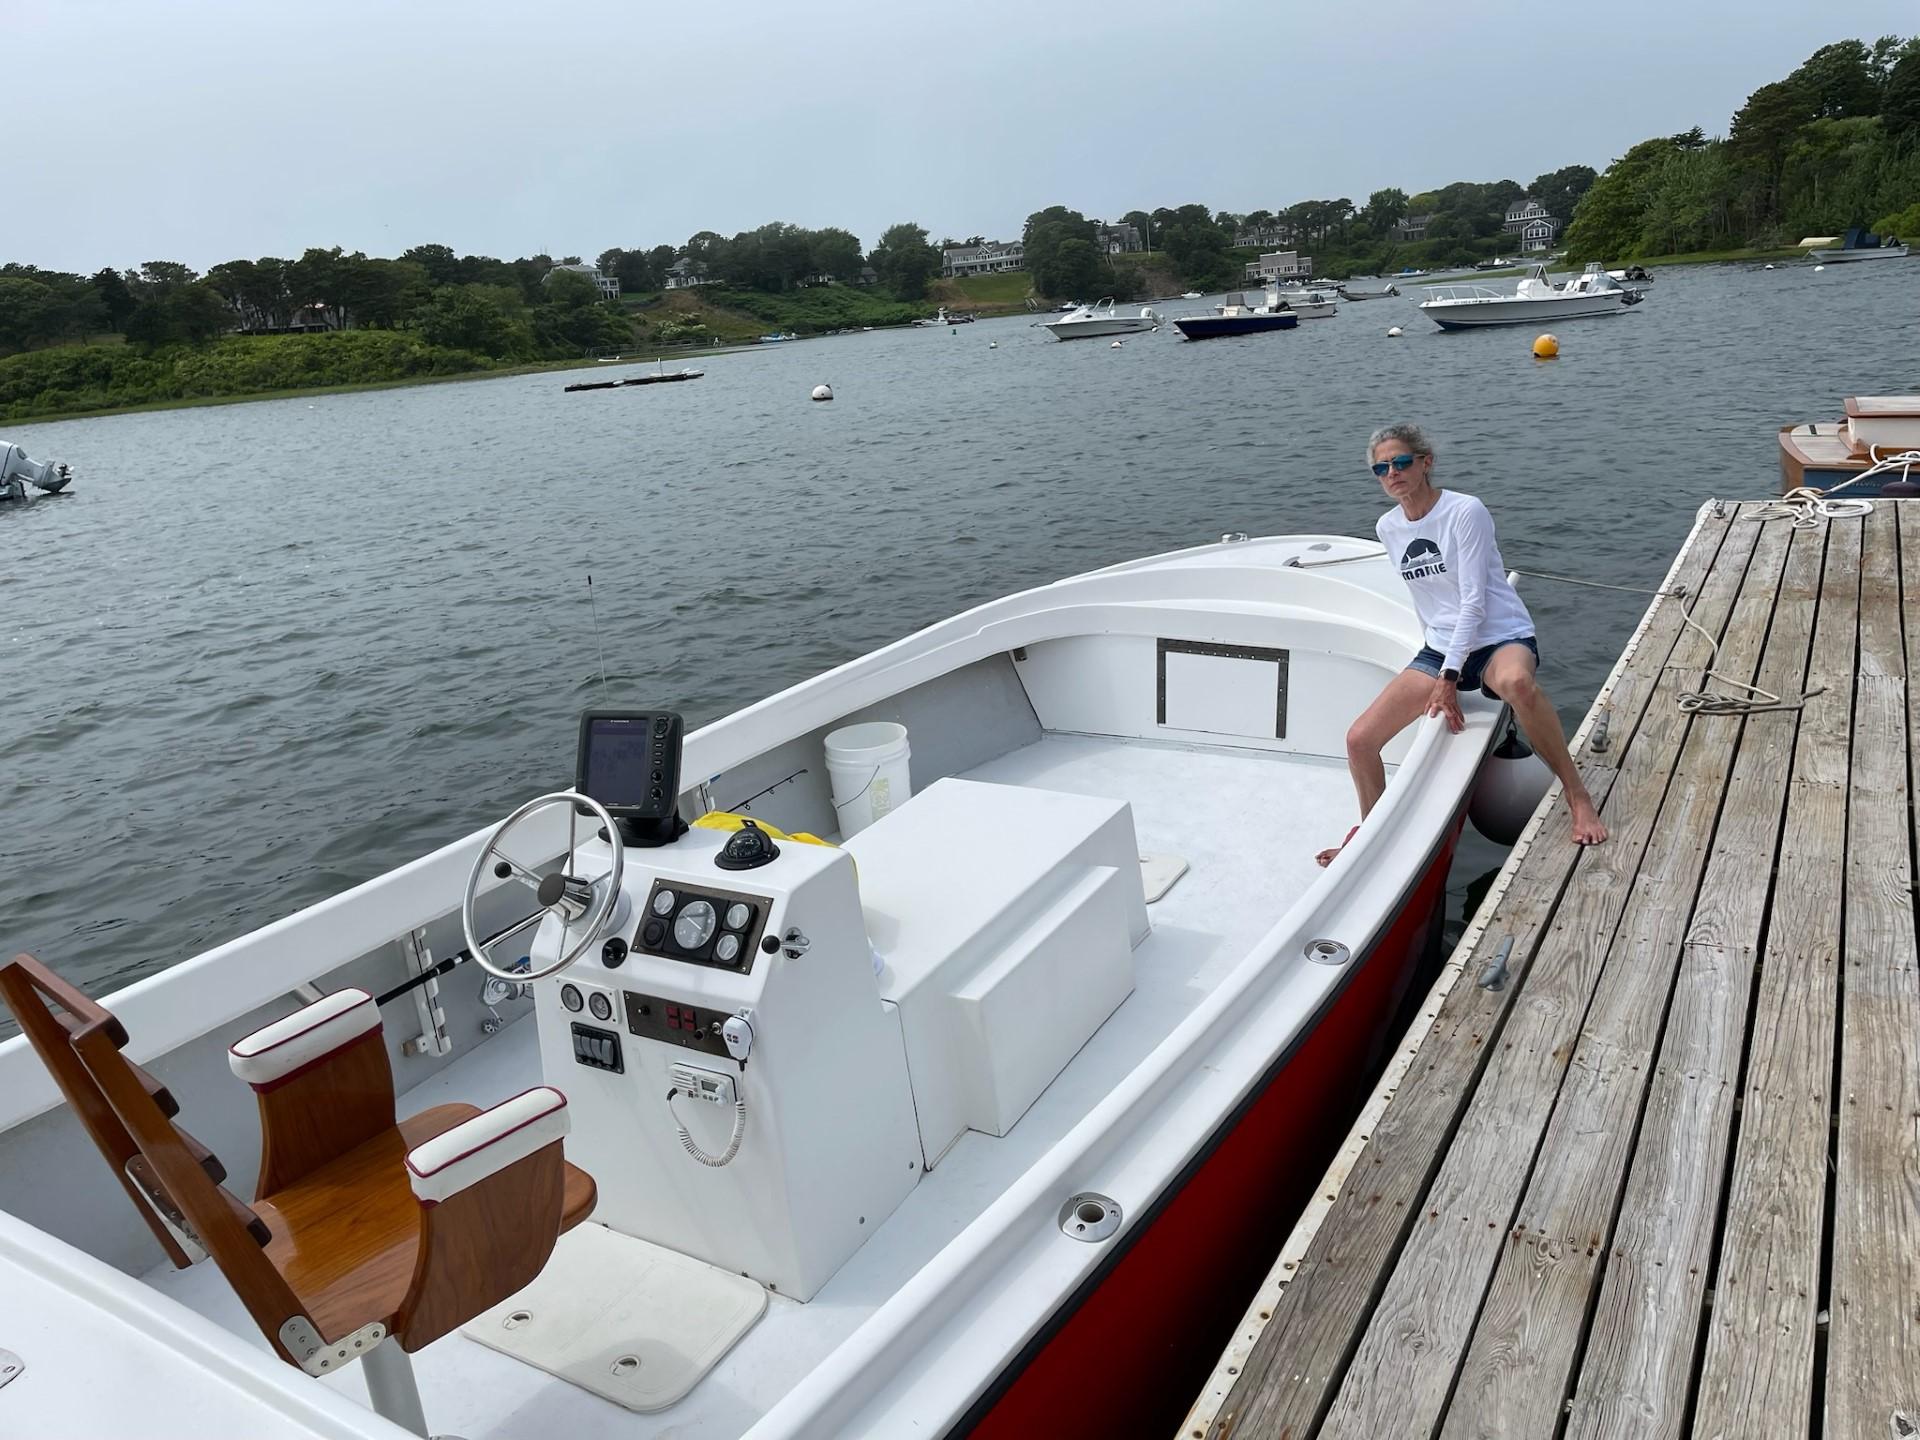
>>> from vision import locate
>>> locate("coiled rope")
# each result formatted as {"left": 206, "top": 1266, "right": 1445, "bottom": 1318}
{"left": 1744, "top": 444, "right": 1915, "bottom": 528}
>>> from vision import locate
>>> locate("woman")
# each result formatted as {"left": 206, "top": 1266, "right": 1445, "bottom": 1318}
{"left": 1316, "top": 423, "right": 1606, "bottom": 866}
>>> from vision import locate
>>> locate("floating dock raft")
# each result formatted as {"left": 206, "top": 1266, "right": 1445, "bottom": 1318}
{"left": 1187, "top": 499, "right": 1920, "bottom": 1440}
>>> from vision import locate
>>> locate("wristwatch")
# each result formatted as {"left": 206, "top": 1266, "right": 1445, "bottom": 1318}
{"left": 1440, "top": 667, "right": 1461, "bottom": 683}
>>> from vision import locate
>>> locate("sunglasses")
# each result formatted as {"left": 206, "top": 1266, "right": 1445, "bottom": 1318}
{"left": 1371, "top": 453, "right": 1419, "bottom": 476}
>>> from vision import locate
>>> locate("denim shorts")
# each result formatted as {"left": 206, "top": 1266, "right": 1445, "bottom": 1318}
{"left": 1408, "top": 635, "right": 1538, "bottom": 701}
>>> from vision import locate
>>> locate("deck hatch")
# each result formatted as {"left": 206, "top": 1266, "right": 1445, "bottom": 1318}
{"left": 1156, "top": 639, "right": 1289, "bottom": 739}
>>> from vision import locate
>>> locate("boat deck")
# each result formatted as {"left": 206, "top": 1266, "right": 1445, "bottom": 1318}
{"left": 1192, "top": 500, "right": 1920, "bottom": 1439}
{"left": 144, "top": 734, "right": 1370, "bottom": 1440}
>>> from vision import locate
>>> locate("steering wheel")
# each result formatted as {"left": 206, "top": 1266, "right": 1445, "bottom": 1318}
{"left": 462, "top": 790, "right": 625, "bottom": 981}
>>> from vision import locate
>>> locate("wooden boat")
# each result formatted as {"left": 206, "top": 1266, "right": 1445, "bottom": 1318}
{"left": 1779, "top": 395, "right": 1920, "bottom": 494}
{"left": 0, "top": 533, "right": 1514, "bottom": 1440}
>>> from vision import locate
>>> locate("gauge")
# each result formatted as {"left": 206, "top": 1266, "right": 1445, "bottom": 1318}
{"left": 587, "top": 990, "right": 614, "bottom": 1022}
{"left": 725, "top": 901, "right": 753, "bottom": 931}
{"left": 559, "top": 983, "right": 584, "bottom": 1013}
{"left": 651, "top": 888, "right": 677, "bottom": 916}
{"left": 715, "top": 933, "right": 742, "bottom": 964}
{"left": 674, "top": 899, "right": 718, "bottom": 950}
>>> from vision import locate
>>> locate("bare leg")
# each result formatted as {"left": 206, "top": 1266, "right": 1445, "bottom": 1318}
{"left": 1481, "top": 646, "right": 1607, "bottom": 846}
{"left": 1317, "top": 668, "right": 1436, "bottom": 865}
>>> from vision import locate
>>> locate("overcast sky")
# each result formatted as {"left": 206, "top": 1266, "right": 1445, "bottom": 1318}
{"left": 13, "top": 0, "right": 1916, "bottom": 275}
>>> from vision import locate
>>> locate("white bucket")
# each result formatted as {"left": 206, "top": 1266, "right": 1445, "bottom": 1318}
{"left": 824, "top": 721, "right": 912, "bottom": 838}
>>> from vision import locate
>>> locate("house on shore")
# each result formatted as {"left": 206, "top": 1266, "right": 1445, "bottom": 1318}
{"left": 663, "top": 258, "right": 713, "bottom": 291}
{"left": 544, "top": 262, "right": 621, "bottom": 301}
{"left": 1095, "top": 222, "right": 1143, "bottom": 254}
{"left": 1391, "top": 213, "right": 1433, "bottom": 243}
{"left": 1243, "top": 250, "right": 1314, "bottom": 282}
{"left": 940, "top": 242, "right": 1025, "bottom": 279}
{"left": 1502, "top": 199, "right": 1562, "bottom": 252}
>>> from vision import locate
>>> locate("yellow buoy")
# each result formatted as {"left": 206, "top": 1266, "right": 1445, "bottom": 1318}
{"left": 1532, "top": 333, "right": 1560, "bottom": 359}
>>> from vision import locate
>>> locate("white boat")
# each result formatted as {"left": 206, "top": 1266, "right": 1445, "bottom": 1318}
{"left": 0, "top": 440, "right": 74, "bottom": 502}
{"left": 1271, "top": 285, "right": 1340, "bottom": 318}
{"left": 1335, "top": 279, "right": 1401, "bottom": 301}
{"left": 0, "top": 532, "right": 1513, "bottom": 1440}
{"left": 1043, "top": 297, "right": 1161, "bottom": 340}
{"left": 1180, "top": 290, "right": 1204, "bottom": 299}
{"left": 1803, "top": 228, "right": 1909, "bottom": 263}
{"left": 1418, "top": 262, "right": 1645, "bottom": 329}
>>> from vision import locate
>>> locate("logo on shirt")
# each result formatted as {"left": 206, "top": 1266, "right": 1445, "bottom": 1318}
{"left": 1399, "top": 538, "right": 1448, "bottom": 581}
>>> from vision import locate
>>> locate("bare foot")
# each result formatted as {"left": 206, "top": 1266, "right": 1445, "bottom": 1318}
{"left": 1316, "top": 825, "right": 1360, "bottom": 868}
{"left": 1570, "top": 796, "right": 1607, "bottom": 846}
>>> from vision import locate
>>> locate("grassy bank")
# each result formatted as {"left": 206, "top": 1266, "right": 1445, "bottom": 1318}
{"left": 931, "top": 272, "right": 1035, "bottom": 313}
{"left": 3, "top": 342, "right": 745, "bottom": 427}
{"left": 1622, "top": 245, "right": 1805, "bottom": 267}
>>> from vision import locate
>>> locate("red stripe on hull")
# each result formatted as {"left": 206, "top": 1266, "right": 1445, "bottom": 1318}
{"left": 969, "top": 826, "right": 1461, "bottom": 1439}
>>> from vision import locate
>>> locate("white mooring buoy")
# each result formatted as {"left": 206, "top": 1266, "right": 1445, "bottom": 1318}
{"left": 811, "top": 384, "right": 833, "bottom": 402}
{"left": 1814, "top": 264, "right": 1826, "bottom": 272}
{"left": 1110, "top": 339, "right": 1124, "bottom": 348}
{"left": 1386, "top": 326, "right": 1404, "bottom": 337}
{"left": 988, "top": 340, "right": 997, "bottom": 348}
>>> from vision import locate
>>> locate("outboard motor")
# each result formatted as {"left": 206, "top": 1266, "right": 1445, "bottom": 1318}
{"left": 0, "top": 442, "right": 75, "bottom": 502}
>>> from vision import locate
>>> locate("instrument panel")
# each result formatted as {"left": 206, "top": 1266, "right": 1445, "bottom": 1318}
{"left": 637, "top": 879, "right": 769, "bottom": 973}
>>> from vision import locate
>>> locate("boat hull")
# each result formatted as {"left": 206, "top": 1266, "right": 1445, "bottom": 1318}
{"left": 969, "top": 817, "right": 1461, "bottom": 1439}
{"left": 1173, "top": 313, "right": 1301, "bottom": 339}
{"left": 1420, "top": 293, "right": 1631, "bottom": 329}
{"left": 1808, "top": 245, "right": 1909, "bottom": 263}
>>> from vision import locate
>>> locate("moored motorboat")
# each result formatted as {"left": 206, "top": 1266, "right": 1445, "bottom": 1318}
{"left": 1336, "top": 279, "right": 1401, "bottom": 301}
{"left": 1778, "top": 394, "right": 1920, "bottom": 495}
{"left": 0, "top": 531, "right": 1509, "bottom": 1440}
{"left": 1271, "top": 285, "right": 1340, "bottom": 318}
{"left": 0, "top": 440, "right": 74, "bottom": 501}
{"left": 1172, "top": 284, "right": 1305, "bottom": 339}
{"left": 1044, "top": 297, "right": 1162, "bottom": 340}
{"left": 1417, "top": 262, "right": 1643, "bottom": 329}
{"left": 1802, "top": 228, "right": 1910, "bottom": 263}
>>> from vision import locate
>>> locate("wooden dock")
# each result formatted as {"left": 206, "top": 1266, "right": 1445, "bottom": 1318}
{"left": 1185, "top": 499, "right": 1920, "bottom": 1440}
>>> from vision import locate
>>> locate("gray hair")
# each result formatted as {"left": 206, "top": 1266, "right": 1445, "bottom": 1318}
{"left": 1366, "top": 423, "right": 1434, "bottom": 467}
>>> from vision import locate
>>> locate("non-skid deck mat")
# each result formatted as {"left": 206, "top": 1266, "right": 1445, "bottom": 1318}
{"left": 463, "top": 1223, "right": 767, "bottom": 1413}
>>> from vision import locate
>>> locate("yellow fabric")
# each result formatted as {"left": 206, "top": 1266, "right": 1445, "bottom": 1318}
{"left": 691, "top": 812, "right": 835, "bottom": 849}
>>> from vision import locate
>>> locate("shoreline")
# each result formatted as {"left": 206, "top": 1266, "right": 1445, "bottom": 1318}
{"left": 5, "top": 345, "right": 758, "bottom": 429}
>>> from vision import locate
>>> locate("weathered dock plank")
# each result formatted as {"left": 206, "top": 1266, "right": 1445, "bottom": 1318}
{"left": 1435, "top": 516, "right": 1795, "bottom": 1440}
{"left": 1311, "top": 511, "right": 1768, "bottom": 1440}
{"left": 1197, "top": 503, "right": 1920, "bottom": 1440}
{"left": 1562, "top": 519, "right": 1821, "bottom": 1440}
{"left": 1209, "top": 506, "right": 1744, "bottom": 1440}
{"left": 1827, "top": 503, "right": 1920, "bottom": 1440}
{"left": 1213, "top": 506, "right": 1758, "bottom": 1440}
{"left": 1689, "top": 516, "right": 1862, "bottom": 1440}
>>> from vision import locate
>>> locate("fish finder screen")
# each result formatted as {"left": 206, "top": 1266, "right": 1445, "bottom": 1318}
{"left": 582, "top": 718, "right": 655, "bottom": 808}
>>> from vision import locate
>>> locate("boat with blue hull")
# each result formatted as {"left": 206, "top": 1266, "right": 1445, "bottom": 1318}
{"left": 1172, "top": 285, "right": 1303, "bottom": 340}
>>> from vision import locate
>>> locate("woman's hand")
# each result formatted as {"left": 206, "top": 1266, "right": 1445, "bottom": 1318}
{"left": 1427, "top": 677, "right": 1465, "bottom": 733}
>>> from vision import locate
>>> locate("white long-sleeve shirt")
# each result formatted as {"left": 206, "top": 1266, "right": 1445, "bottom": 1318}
{"left": 1375, "top": 489, "right": 1534, "bottom": 670}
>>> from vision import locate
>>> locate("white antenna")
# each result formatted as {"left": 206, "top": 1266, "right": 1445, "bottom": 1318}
{"left": 586, "top": 574, "right": 611, "bottom": 704}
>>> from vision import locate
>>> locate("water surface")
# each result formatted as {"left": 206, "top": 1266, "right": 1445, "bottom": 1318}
{"left": 5, "top": 261, "right": 1909, "bottom": 993}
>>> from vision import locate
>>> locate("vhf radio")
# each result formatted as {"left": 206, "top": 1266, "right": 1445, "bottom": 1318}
{"left": 575, "top": 710, "right": 690, "bottom": 847}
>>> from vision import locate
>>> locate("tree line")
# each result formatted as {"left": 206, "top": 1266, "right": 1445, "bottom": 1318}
{"left": 1564, "top": 35, "right": 1920, "bottom": 259}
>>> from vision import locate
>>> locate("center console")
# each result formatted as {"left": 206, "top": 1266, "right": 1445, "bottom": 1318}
{"left": 530, "top": 712, "right": 920, "bottom": 1301}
